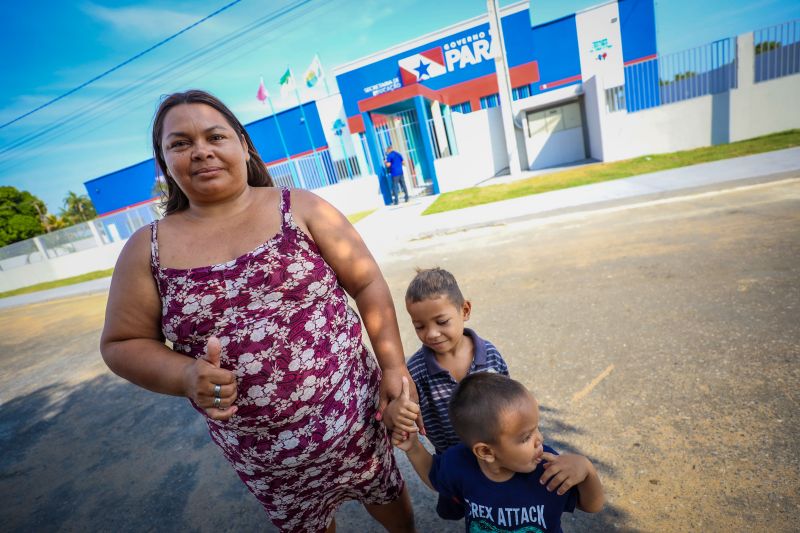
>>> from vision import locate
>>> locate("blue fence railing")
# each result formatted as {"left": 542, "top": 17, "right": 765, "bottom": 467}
{"left": 266, "top": 147, "right": 361, "bottom": 191}
{"left": 754, "top": 20, "right": 800, "bottom": 83}
{"left": 620, "top": 37, "right": 738, "bottom": 113}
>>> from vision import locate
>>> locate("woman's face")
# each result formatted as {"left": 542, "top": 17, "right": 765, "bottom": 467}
{"left": 160, "top": 103, "right": 250, "bottom": 204}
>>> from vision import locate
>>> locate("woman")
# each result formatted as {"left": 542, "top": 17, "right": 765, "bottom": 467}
{"left": 100, "top": 90, "right": 419, "bottom": 532}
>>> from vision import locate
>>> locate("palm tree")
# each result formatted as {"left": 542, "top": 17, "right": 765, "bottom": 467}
{"left": 61, "top": 191, "right": 97, "bottom": 224}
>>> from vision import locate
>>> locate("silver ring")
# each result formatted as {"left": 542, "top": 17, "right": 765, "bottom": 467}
{"left": 213, "top": 397, "right": 222, "bottom": 409}
{"left": 213, "top": 384, "right": 222, "bottom": 398}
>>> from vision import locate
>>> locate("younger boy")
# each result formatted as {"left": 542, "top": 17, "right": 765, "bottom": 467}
{"left": 384, "top": 267, "right": 509, "bottom": 519}
{"left": 393, "top": 373, "right": 604, "bottom": 532}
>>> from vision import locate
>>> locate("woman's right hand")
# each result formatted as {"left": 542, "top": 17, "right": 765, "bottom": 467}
{"left": 183, "top": 336, "right": 238, "bottom": 421}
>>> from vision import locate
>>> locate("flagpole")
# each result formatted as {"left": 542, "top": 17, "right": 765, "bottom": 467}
{"left": 316, "top": 52, "right": 331, "bottom": 96}
{"left": 290, "top": 66, "right": 328, "bottom": 186}
{"left": 267, "top": 95, "right": 305, "bottom": 188}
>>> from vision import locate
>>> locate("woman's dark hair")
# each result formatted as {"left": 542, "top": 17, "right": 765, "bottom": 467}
{"left": 449, "top": 373, "right": 530, "bottom": 446}
{"left": 152, "top": 89, "right": 273, "bottom": 215}
{"left": 405, "top": 267, "right": 465, "bottom": 307}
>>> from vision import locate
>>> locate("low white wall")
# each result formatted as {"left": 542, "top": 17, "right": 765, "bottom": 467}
{"left": 601, "top": 94, "right": 716, "bottom": 161}
{"left": 434, "top": 107, "right": 508, "bottom": 192}
{"left": 0, "top": 240, "right": 126, "bottom": 293}
{"left": 730, "top": 74, "right": 800, "bottom": 141}
{"left": 311, "top": 175, "right": 384, "bottom": 214}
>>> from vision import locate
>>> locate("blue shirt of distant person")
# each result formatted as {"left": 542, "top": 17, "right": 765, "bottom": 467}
{"left": 385, "top": 145, "right": 409, "bottom": 205}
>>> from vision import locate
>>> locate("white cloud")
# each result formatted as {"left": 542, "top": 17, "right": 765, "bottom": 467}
{"left": 80, "top": 1, "right": 231, "bottom": 41}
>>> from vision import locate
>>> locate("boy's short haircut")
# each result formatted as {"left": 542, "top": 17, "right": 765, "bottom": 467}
{"left": 405, "top": 267, "right": 465, "bottom": 307}
{"left": 449, "top": 373, "right": 530, "bottom": 446}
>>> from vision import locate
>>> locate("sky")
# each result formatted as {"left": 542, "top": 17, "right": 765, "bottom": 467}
{"left": 2, "top": 0, "right": 799, "bottom": 213}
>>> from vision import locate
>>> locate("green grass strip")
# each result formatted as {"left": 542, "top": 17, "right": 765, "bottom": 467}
{"left": 423, "top": 129, "right": 800, "bottom": 215}
{"left": 0, "top": 268, "right": 114, "bottom": 300}
{"left": 347, "top": 209, "right": 377, "bottom": 224}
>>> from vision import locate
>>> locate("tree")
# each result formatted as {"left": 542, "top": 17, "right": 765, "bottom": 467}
{"left": 0, "top": 186, "right": 47, "bottom": 247}
{"left": 755, "top": 41, "right": 781, "bottom": 55}
{"left": 60, "top": 191, "right": 97, "bottom": 225}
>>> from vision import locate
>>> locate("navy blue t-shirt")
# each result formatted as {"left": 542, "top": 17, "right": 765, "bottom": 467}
{"left": 429, "top": 444, "right": 578, "bottom": 532}
{"left": 386, "top": 151, "right": 404, "bottom": 176}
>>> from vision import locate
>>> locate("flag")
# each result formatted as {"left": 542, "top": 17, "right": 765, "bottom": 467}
{"left": 279, "top": 68, "right": 296, "bottom": 98}
{"left": 304, "top": 55, "right": 324, "bottom": 88}
{"left": 256, "top": 77, "right": 268, "bottom": 103}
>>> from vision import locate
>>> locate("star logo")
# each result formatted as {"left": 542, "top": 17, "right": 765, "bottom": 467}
{"left": 414, "top": 60, "right": 432, "bottom": 79}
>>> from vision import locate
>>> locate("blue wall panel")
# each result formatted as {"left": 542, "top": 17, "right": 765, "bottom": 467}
{"left": 247, "top": 102, "right": 327, "bottom": 163}
{"left": 85, "top": 159, "right": 157, "bottom": 216}
{"left": 529, "top": 15, "right": 581, "bottom": 95}
{"left": 85, "top": 102, "right": 326, "bottom": 215}
{"left": 619, "top": 0, "right": 658, "bottom": 63}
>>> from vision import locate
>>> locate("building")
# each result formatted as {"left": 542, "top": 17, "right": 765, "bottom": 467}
{"left": 333, "top": 0, "right": 656, "bottom": 202}
{"left": 83, "top": 0, "right": 798, "bottom": 228}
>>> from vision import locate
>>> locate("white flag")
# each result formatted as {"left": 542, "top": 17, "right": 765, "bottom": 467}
{"left": 304, "top": 55, "right": 324, "bottom": 88}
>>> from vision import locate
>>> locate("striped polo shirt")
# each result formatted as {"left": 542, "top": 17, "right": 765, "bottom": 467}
{"left": 407, "top": 328, "right": 509, "bottom": 454}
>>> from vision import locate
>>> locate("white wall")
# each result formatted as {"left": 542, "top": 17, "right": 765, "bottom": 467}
{"left": 311, "top": 175, "right": 384, "bottom": 214}
{"left": 600, "top": 93, "right": 717, "bottom": 161}
{"left": 730, "top": 32, "right": 800, "bottom": 142}
{"left": 584, "top": 31, "right": 800, "bottom": 163}
{"left": 315, "top": 92, "right": 356, "bottom": 160}
{"left": 0, "top": 240, "right": 126, "bottom": 293}
{"left": 433, "top": 107, "right": 508, "bottom": 192}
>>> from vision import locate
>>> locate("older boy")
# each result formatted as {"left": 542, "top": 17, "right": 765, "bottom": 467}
{"left": 393, "top": 373, "right": 604, "bottom": 532}
{"left": 384, "top": 267, "right": 509, "bottom": 519}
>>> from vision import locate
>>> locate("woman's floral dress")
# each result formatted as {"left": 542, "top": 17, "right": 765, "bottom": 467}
{"left": 149, "top": 188, "right": 403, "bottom": 532}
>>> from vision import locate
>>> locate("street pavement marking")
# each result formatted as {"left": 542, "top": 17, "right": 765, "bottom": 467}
{"left": 572, "top": 364, "right": 615, "bottom": 402}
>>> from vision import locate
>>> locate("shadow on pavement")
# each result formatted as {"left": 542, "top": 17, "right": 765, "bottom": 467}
{"left": 0, "top": 376, "right": 630, "bottom": 532}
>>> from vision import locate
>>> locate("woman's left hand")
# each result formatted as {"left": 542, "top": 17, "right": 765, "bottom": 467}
{"left": 377, "top": 366, "right": 425, "bottom": 435}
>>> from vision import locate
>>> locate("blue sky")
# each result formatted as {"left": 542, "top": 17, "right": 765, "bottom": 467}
{"left": 2, "top": 0, "right": 799, "bottom": 212}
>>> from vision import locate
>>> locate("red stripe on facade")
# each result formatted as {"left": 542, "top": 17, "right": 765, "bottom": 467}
{"left": 509, "top": 61, "right": 540, "bottom": 87}
{"left": 539, "top": 74, "right": 582, "bottom": 90}
{"left": 345, "top": 60, "right": 543, "bottom": 131}
{"left": 624, "top": 54, "right": 658, "bottom": 66}
{"left": 99, "top": 196, "right": 160, "bottom": 218}
{"left": 263, "top": 146, "right": 330, "bottom": 166}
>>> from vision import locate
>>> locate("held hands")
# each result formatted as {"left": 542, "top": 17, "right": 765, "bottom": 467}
{"left": 183, "top": 336, "right": 238, "bottom": 421}
{"left": 391, "top": 426, "right": 419, "bottom": 452}
{"left": 377, "top": 368, "right": 426, "bottom": 434}
{"left": 539, "top": 452, "right": 593, "bottom": 496}
{"left": 383, "top": 376, "right": 421, "bottom": 436}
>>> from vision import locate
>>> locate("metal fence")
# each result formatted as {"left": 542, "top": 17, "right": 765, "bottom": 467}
{"left": 267, "top": 147, "right": 361, "bottom": 190}
{"left": 611, "top": 37, "right": 738, "bottom": 113}
{"left": 0, "top": 219, "right": 113, "bottom": 271}
{"left": 754, "top": 19, "right": 800, "bottom": 82}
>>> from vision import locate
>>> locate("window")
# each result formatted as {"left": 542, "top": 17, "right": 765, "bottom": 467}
{"left": 512, "top": 84, "right": 533, "bottom": 100}
{"left": 451, "top": 101, "right": 472, "bottom": 114}
{"left": 479, "top": 93, "right": 499, "bottom": 109}
{"left": 525, "top": 101, "right": 582, "bottom": 138}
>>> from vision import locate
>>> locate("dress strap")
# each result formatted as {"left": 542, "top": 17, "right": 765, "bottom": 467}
{"left": 279, "top": 187, "right": 293, "bottom": 231}
{"left": 149, "top": 220, "right": 161, "bottom": 275}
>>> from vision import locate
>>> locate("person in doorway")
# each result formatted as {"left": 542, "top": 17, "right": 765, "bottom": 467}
{"left": 385, "top": 145, "right": 409, "bottom": 205}
{"left": 100, "top": 89, "right": 420, "bottom": 533}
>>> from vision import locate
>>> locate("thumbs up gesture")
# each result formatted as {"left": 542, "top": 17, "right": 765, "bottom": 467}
{"left": 382, "top": 376, "right": 421, "bottom": 437}
{"left": 183, "top": 336, "right": 238, "bottom": 421}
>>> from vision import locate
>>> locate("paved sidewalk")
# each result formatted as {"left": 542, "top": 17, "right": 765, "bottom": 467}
{"left": 3, "top": 147, "right": 799, "bottom": 309}
{"left": 355, "top": 147, "right": 800, "bottom": 259}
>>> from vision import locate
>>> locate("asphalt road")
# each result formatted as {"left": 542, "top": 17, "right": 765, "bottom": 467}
{"left": 1, "top": 179, "right": 798, "bottom": 532}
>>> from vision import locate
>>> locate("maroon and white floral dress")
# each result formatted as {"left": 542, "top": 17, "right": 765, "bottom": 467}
{"left": 149, "top": 188, "right": 403, "bottom": 532}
